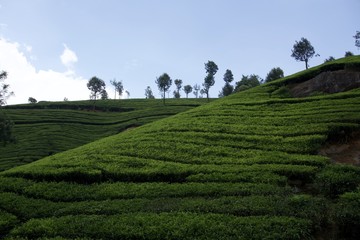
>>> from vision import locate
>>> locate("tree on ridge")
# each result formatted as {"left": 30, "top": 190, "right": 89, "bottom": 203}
{"left": 291, "top": 37, "right": 316, "bottom": 69}
{"left": 110, "top": 79, "right": 124, "bottom": 99}
{"left": 87, "top": 76, "right": 106, "bottom": 100}
{"left": 203, "top": 61, "right": 218, "bottom": 101}
{"left": 183, "top": 85, "right": 192, "bottom": 98}
{"left": 265, "top": 67, "right": 284, "bottom": 83}
{"left": 155, "top": 73, "right": 172, "bottom": 105}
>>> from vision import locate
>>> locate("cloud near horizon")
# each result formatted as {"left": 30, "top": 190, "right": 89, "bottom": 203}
{"left": 0, "top": 38, "right": 89, "bottom": 105}
{"left": 60, "top": 44, "right": 78, "bottom": 71}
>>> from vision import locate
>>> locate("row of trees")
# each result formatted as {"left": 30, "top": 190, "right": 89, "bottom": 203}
{"left": 87, "top": 77, "right": 129, "bottom": 101}
{"left": 151, "top": 32, "right": 358, "bottom": 101}
{"left": 151, "top": 61, "right": 285, "bottom": 103}
{"left": 89, "top": 31, "right": 360, "bottom": 103}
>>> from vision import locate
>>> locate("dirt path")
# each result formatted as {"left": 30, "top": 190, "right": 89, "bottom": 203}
{"left": 319, "top": 131, "right": 360, "bottom": 166}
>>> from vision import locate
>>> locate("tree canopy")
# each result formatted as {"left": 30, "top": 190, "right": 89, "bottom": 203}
{"left": 223, "top": 69, "right": 234, "bottom": 83}
{"left": 155, "top": 73, "right": 172, "bottom": 104}
{"left": 28, "top": 97, "right": 37, "bottom": 104}
{"left": 265, "top": 67, "right": 284, "bottom": 83}
{"left": 219, "top": 69, "right": 234, "bottom": 97}
{"left": 354, "top": 31, "right": 360, "bottom": 49}
{"left": 291, "top": 37, "right": 316, "bottom": 69}
{"left": 193, "top": 84, "right": 200, "bottom": 98}
{"left": 87, "top": 76, "right": 106, "bottom": 100}
{"left": 183, "top": 85, "right": 192, "bottom": 98}
{"left": 203, "top": 61, "right": 218, "bottom": 101}
{"left": 234, "top": 74, "right": 262, "bottom": 92}
{"left": 110, "top": 79, "right": 124, "bottom": 99}
{"left": 145, "top": 86, "right": 155, "bottom": 99}
{"left": 174, "top": 79, "right": 183, "bottom": 98}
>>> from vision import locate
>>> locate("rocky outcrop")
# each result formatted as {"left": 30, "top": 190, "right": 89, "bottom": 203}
{"left": 288, "top": 70, "right": 360, "bottom": 97}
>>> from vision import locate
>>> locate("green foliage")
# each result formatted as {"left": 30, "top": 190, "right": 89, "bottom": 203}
{"left": 144, "top": 86, "right": 155, "bottom": 99}
{"left": 8, "top": 213, "right": 312, "bottom": 240}
{"left": 174, "top": 79, "right": 182, "bottom": 91}
{"left": 219, "top": 82, "right": 234, "bottom": 97}
{"left": 345, "top": 51, "right": 354, "bottom": 57}
{"left": 314, "top": 164, "right": 360, "bottom": 198}
{"left": 0, "top": 99, "right": 207, "bottom": 170}
{"left": 28, "top": 97, "right": 37, "bottom": 104}
{"left": 268, "top": 56, "right": 360, "bottom": 87}
{"left": 223, "top": 69, "right": 234, "bottom": 83}
{"left": 354, "top": 30, "right": 360, "bottom": 48}
{"left": 0, "top": 111, "right": 15, "bottom": 146}
{"left": 203, "top": 61, "right": 218, "bottom": 100}
{"left": 0, "top": 210, "right": 18, "bottom": 236}
{"left": 204, "top": 60, "right": 218, "bottom": 76}
{"left": 87, "top": 76, "right": 106, "bottom": 100}
{"left": 0, "top": 57, "right": 360, "bottom": 239}
{"left": 183, "top": 85, "right": 192, "bottom": 98}
{"left": 155, "top": 73, "right": 172, "bottom": 104}
{"left": 334, "top": 189, "right": 360, "bottom": 238}
{"left": 110, "top": 79, "right": 123, "bottom": 99}
{"left": 234, "top": 74, "right": 261, "bottom": 92}
{"left": 100, "top": 89, "right": 108, "bottom": 100}
{"left": 324, "top": 56, "right": 335, "bottom": 63}
{"left": 193, "top": 84, "right": 201, "bottom": 98}
{"left": 291, "top": 37, "right": 316, "bottom": 69}
{"left": 265, "top": 67, "right": 284, "bottom": 83}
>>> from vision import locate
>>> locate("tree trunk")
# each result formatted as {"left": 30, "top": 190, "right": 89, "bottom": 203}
{"left": 305, "top": 59, "right": 309, "bottom": 69}
{"left": 163, "top": 89, "right": 166, "bottom": 105}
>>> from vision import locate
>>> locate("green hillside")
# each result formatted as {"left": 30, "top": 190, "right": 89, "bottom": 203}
{"left": 1, "top": 57, "right": 360, "bottom": 239}
{"left": 0, "top": 98, "right": 208, "bottom": 171}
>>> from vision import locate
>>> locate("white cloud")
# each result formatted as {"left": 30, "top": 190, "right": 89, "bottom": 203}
{"left": 60, "top": 44, "right": 78, "bottom": 70}
{"left": 24, "top": 44, "right": 32, "bottom": 53}
{"left": 0, "top": 38, "right": 89, "bottom": 105}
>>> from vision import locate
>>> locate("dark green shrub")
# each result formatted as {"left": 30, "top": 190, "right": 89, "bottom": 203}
{"left": 8, "top": 213, "right": 312, "bottom": 240}
{"left": 314, "top": 164, "right": 360, "bottom": 197}
{"left": 0, "top": 210, "right": 18, "bottom": 237}
{"left": 334, "top": 190, "right": 360, "bottom": 238}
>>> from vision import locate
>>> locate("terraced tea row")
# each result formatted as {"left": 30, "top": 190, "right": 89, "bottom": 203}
{"left": 0, "top": 99, "right": 207, "bottom": 171}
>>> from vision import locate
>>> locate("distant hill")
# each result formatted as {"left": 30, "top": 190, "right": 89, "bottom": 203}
{"left": 0, "top": 98, "right": 209, "bottom": 171}
{"left": 0, "top": 56, "right": 360, "bottom": 239}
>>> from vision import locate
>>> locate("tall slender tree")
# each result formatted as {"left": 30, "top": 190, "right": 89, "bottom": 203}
{"left": 110, "top": 79, "right": 124, "bottom": 99}
{"left": 203, "top": 61, "right": 218, "bottom": 101}
{"left": 145, "top": 86, "right": 155, "bottom": 99}
{"left": 174, "top": 79, "right": 183, "bottom": 98}
{"left": 219, "top": 69, "right": 234, "bottom": 97}
{"left": 193, "top": 84, "right": 200, "bottom": 98}
{"left": 354, "top": 31, "right": 360, "bottom": 49}
{"left": 155, "top": 73, "right": 172, "bottom": 105}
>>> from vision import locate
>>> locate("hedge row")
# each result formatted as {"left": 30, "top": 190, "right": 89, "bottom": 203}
{"left": 8, "top": 213, "right": 312, "bottom": 240}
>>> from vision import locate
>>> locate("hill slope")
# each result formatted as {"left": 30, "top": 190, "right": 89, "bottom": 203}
{"left": 0, "top": 98, "right": 208, "bottom": 171}
{"left": 1, "top": 57, "right": 360, "bottom": 239}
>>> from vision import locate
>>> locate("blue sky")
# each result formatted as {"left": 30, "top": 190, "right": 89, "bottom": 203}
{"left": 0, "top": 0, "right": 359, "bottom": 104}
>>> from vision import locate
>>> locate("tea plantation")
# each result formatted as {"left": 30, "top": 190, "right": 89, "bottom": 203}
{"left": 0, "top": 98, "right": 208, "bottom": 171}
{"left": 1, "top": 56, "right": 360, "bottom": 239}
